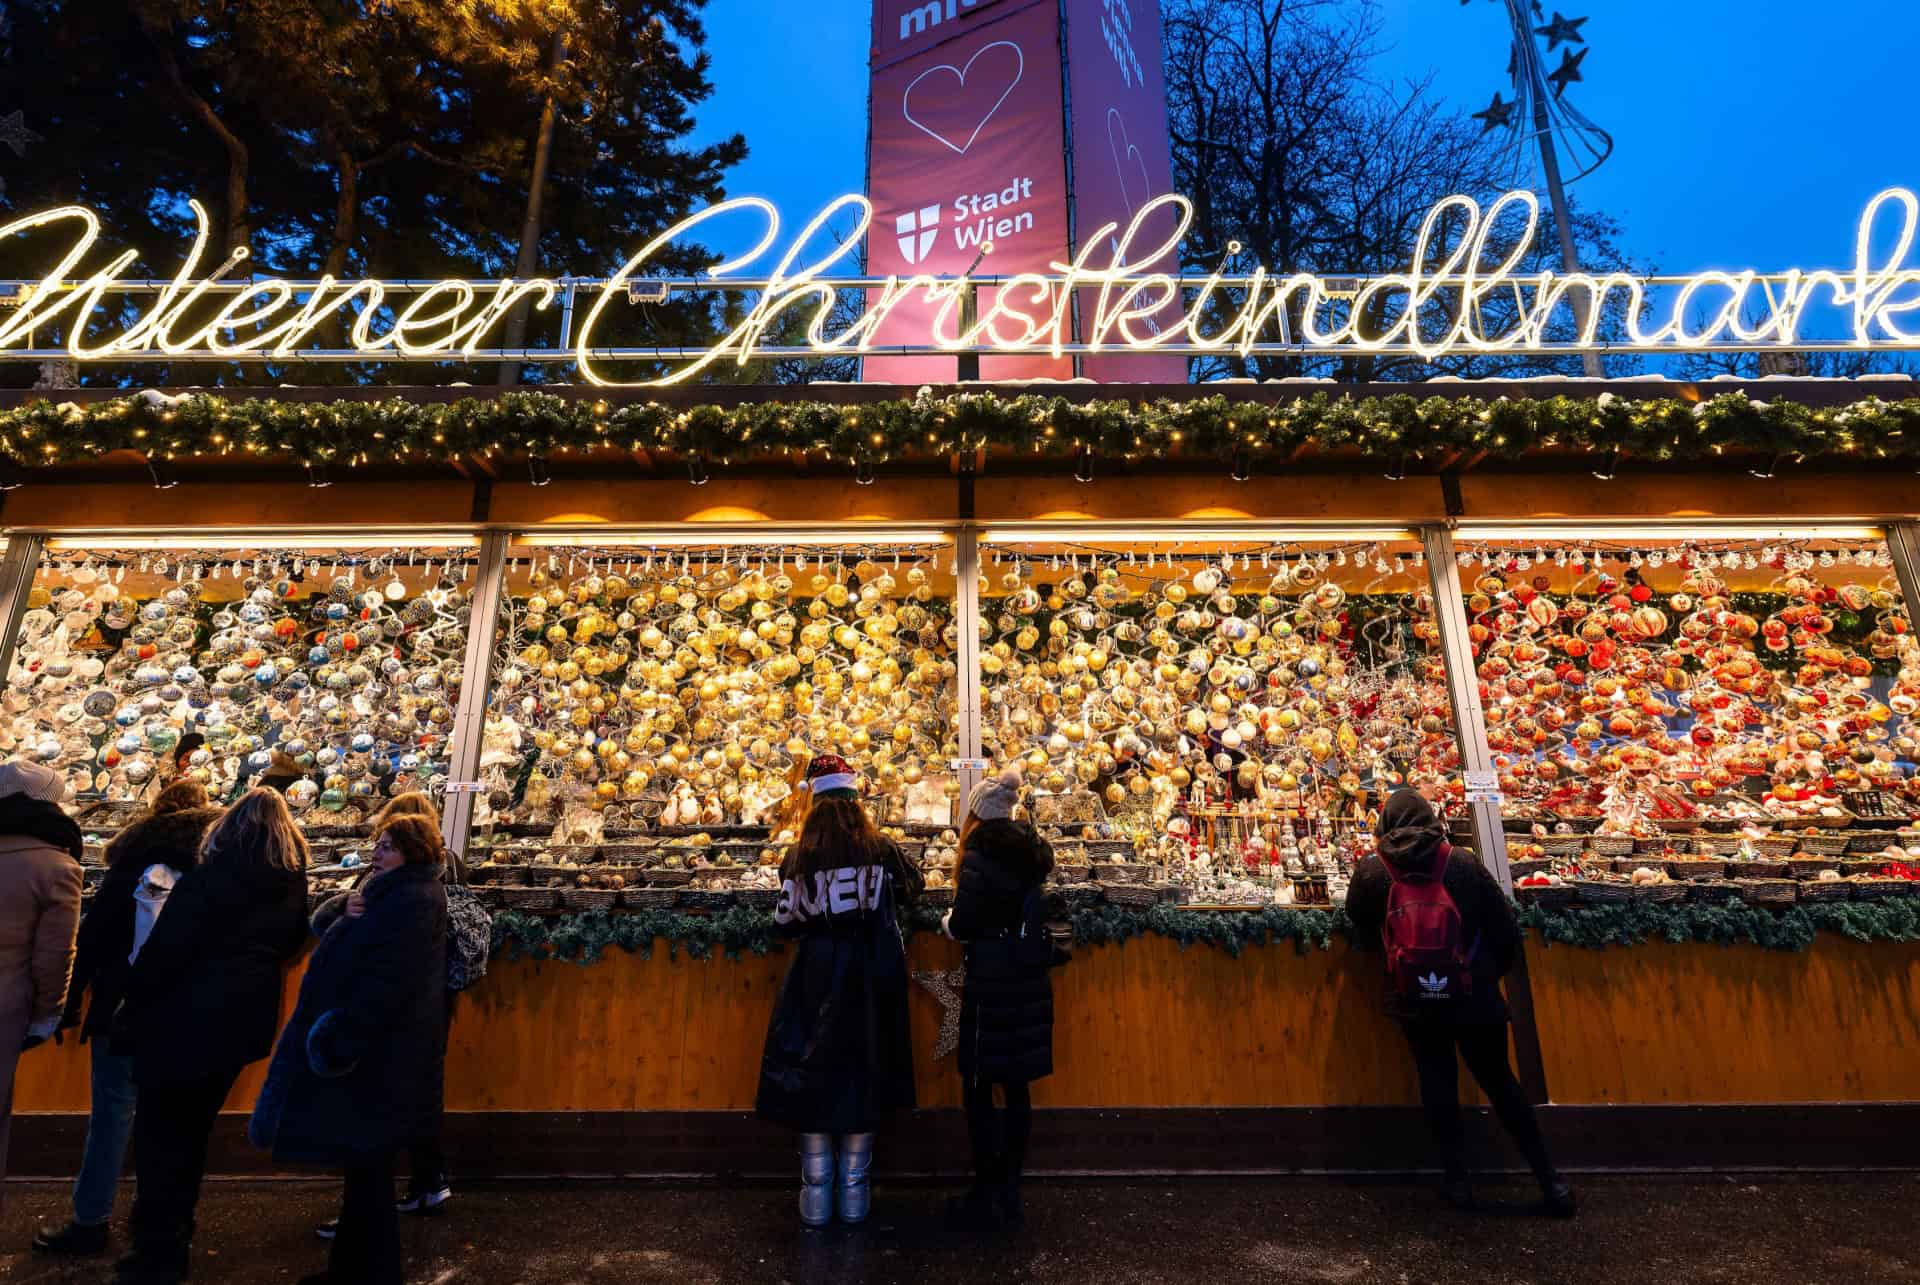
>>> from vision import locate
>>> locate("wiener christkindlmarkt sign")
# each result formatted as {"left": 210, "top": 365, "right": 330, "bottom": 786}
{"left": 2, "top": 185, "right": 1919, "bottom": 387}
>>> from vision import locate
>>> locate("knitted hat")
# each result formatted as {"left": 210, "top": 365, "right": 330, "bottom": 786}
{"left": 0, "top": 758, "right": 66, "bottom": 804}
{"left": 966, "top": 766, "right": 1023, "bottom": 822}
{"left": 805, "top": 753, "right": 859, "bottom": 798}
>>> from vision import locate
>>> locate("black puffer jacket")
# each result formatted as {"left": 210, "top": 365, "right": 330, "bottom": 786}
{"left": 250, "top": 862, "right": 448, "bottom": 1164}
{"left": 948, "top": 820, "right": 1055, "bottom": 1085}
{"left": 1345, "top": 843, "right": 1521, "bottom": 1025}
{"left": 756, "top": 840, "right": 923, "bottom": 1133}
{"left": 113, "top": 856, "right": 308, "bottom": 1081}
{"left": 64, "top": 805, "right": 220, "bottom": 1042}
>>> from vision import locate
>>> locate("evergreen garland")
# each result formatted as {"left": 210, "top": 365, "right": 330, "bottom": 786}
{"left": 484, "top": 897, "right": 1920, "bottom": 966}
{"left": 2, "top": 388, "right": 1915, "bottom": 470}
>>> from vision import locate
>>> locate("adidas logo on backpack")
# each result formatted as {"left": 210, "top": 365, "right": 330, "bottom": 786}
{"left": 1381, "top": 844, "right": 1474, "bottom": 1005}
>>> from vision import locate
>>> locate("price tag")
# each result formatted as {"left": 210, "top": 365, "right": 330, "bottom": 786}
{"left": 1462, "top": 769, "right": 1502, "bottom": 805}
{"left": 444, "top": 781, "right": 485, "bottom": 794}
{"left": 949, "top": 758, "right": 991, "bottom": 772}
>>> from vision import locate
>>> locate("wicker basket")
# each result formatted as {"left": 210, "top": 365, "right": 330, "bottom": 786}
{"left": 1652, "top": 818, "right": 1703, "bottom": 834}
{"left": 1797, "top": 879, "right": 1853, "bottom": 904}
{"left": 1587, "top": 836, "right": 1636, "bottom": 858}
{"left": 1612, "top": 859, "right": 1658, "bottom": 876}
{"left": 1572, "top": 879, "right": 1633, "bottom": 904}
{"left": 917, "top": 887, "right": 955, "bottom": 909}
{"left": 1052, "top": 862, "right": 1092, "bottom": 885}
{"left": 1789, "top": 857, "right": 1844, "bottom": 879}
{"left": 1804, "top": 810, "right": 1857, "bottom": 829}
{"left": 1795, "top": 834, "right": 1852, "bottom": 857}
{"left": 642, "top": 867, "right": 695, "bottom": 886}
{"left": 619, "top": 887, "right": 680, "bottom": 909}
{"left": 1735, "top": 859, "right": 1791, "bottom": 879}
{"left": 1632, "top": 838, "right": 1671, "bottom": 855}
{"left": 1634, "top": 881, "right": 1688, "bottom": 904}
{"left": 562, "top": 888, "right": 620, "bottom": 912}
{"left": 1755, "top": 836, "right": 1798, "bottom": 860}
{"left": 1691, "top": 836, "right": 1743, "bottom": 857}
{"left": 1699, "top": 817, "right": 1742, "bottom": 834}
{"left": 1084, "top": 839, "right": 1138, "bottom": 862}
{"left": 1686, "top": 880, "right": 1742, "bottom": 904}
{"left": 1090, "top": 862, "right": 1147, "bottom": 885}
{"left": 1514, "top": 883, "right": 1576, "bottom": 911}
{"left": 1507, "top": 858, "right": 1553, "bottom": 880}
{"left": 1538, "top": 835, "right": 1584, "bottom": 857}
{"left": 1735, "top": 879, "right": 1798, "bottom": 908}
{"left": 1665, "top": 859, "right": 1728, "bottom": 882}
{"left": 734, "top": 888, "right": 782, "bottom": 911}
{"left": 500, "top": 887, "right": 559, "bottom": 911}
{"left": 1100, "top": 882, "right": 1165, "bottom": 908}
{"left": 1847, "top": 830, "right": 1903, "bottom": 854}
{"left": 1849, "top": 878, "right": 1912, "bottom": 901}
{"left": 678, "top": 889, "right": 736, "bottom": 911}
{"left": 1057, "top": 885, "right": 1104, "bottom": 911}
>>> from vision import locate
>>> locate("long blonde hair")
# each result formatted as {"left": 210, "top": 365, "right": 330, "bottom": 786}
{"left": 203, "top": 786, "right": 309, "bottom": 874}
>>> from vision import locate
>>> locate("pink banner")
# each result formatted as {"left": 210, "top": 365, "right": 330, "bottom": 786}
{"left": 864, "top": 0, "right": 1071, "bottom": 383}
{"left": 1064, "top": 0, "right": 1186, "bottom": 383}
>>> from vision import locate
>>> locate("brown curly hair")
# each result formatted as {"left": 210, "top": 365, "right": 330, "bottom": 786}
{"left": 375, "top": 813, "right": 446, "bottom": 868}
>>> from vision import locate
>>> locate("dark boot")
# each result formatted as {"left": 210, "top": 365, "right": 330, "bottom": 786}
{"left": 947, "top": 1147, "right": 1004, "bottom": 1233}
{"left": 998, "top": 1141, "right": 1027, "bottom": 1229}
{"left": 33, "top": 1220, "right": 111, "bottom": 1255}
{"left": 1540, "top": 1181, "right": 1578, "bottom": 1218}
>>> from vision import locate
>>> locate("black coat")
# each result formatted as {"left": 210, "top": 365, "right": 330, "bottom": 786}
{"left": 113, "top": 855, "right": 308, "bottom": 1082}
{"left": 948, "top": 820, "right": 1056, "bottom": 1085}
{"left": 249, "top": 862, "right": 448, "bottom": 1165}
{"left": 1345, "top": 843, "right": 1521, "bottom": 1025}
{"left": 64, "top": 806, "right": 219, "bottom": 1043}
{"left": 756, "top": 841, "right": 922, "bottom": 1134}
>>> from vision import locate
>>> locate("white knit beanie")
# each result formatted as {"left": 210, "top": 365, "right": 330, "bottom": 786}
{"left": 966, "top": 766, "right": 1023, "bottom": 822}
{"left": 0, "top": 758, "right": 66, "bottom": 804}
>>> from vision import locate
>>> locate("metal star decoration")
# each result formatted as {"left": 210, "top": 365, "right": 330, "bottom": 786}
{"left": 1533, "top": 12, "right": 1588, "bottom": 50}
{"left": 1472, "top": 93, "right": 1517, "bottom": 134}
{"left": 1547, "top": 46, "right": 1588, "bottom": 97}
{"left": 0, "top": 110, "right": 40, "bottom": 159}
{"left": 913, "top": 965, "right": 966, "bottom": 1060}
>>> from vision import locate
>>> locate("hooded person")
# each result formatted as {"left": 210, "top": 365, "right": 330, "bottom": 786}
{"left": 945, "top": 765, "right": 1059, "bottom": 1230}
{"left": 34, "top": 781, "right": 221, "bottom": 1257}
{"left": 755, "top": 754, "right": 923, "bottom": 1229}
{"left": 1344, "top": 788, "right": 1573, "bottom": 1217}
{"left": 0, "top": 759, "right": 83, "bottom": 1208}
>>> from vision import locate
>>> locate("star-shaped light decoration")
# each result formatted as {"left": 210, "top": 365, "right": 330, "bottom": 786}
{"left": 0, "top": 109, "right": 40, "bottom": 159}
{"left": 913, "top": 965, "right": 966, "bottom": 1060}
{"left": 1533, "top": 12, "right": 1588, "bottom": 51}
{"left": 1472, "top": 92, "right": 1517, "bottom": 134}
{"left": 1547, "top": 46, "right": 1588, "bottom": 97}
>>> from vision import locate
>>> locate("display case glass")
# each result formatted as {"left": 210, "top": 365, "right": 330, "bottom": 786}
{"left": 976, "top": 530, "right": 1455, "bottom": 906}
{"left": 464, "top": 536, "right": 961, "bottom": 907}
{"left": 2, "top": 537, "right": 481, "bottom": 871}
{"left": 1453, "top": 528, "right": 1920, "bottom": 894}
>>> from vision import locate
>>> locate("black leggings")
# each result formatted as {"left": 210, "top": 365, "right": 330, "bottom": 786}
{"left": 962, "top": 1078, "right": 1033, "bottom": 1188}
{"left": 1402, "top": 1021, "right": 1558, "bottom": 1187}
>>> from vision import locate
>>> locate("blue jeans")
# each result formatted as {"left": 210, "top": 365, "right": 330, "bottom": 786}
{"left": 72, "top": 1042, "right": 138, "bottom": 1226}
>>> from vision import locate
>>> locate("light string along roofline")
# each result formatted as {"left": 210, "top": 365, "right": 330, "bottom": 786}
{"left": 3, "top": 188, "right": 1920, "bottom": 386}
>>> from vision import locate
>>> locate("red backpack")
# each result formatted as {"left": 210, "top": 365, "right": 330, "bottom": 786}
{"left": 1381, "top": 843, "right": 1474, "bottom": 1006}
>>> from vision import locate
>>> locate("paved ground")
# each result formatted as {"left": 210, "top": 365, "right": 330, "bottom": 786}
{"left": 0, "top": 1173, "right": 1913, "bottom": 1284}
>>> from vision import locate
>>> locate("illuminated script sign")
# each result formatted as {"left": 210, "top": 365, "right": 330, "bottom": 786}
{"left": 3, "top": 186, "right": 1918, "bottom": 387}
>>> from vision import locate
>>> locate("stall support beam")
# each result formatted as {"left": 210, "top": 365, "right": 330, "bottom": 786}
{"left": 0, "top": 535, "right": 45, "bottom": 691}
{"left": 953, "top": 525, "right": 984, "bottom": 823}
{"left": 1887, "top": 523, "right": 1920, "bottom": 626}
{"left": 440, "top": 532, "right": 512, "bottom": 855}
{"left": 1419, "top": 526, "right": 1511, "bottom": 890}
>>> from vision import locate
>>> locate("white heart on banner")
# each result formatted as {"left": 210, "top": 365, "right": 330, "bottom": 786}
{"left": 901, "top": 39, "right": 1024, "bottom": 156}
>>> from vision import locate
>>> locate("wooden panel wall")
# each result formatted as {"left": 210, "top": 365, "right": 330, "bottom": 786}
{"left": 14, "top": 938, "right": 1918, "bottom": 1115}
{"left": 1527, "top": 939, "right": 1920, "bottom": 1105}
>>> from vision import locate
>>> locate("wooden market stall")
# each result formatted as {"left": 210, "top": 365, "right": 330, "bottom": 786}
{"left": 2, "top": 377, "right": 1919, "bottom": 1176}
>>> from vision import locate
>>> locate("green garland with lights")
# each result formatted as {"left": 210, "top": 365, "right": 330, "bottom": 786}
{"left": 484, "top": 897, "right": 1920, "bottom": 966}
{"left": 1, "top": 388, "right": 1915, "bottom": 469}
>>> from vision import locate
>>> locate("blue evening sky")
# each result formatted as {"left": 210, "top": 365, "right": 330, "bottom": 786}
{"left": 690, "top": 0, "right": 1919, "bottom": 275}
